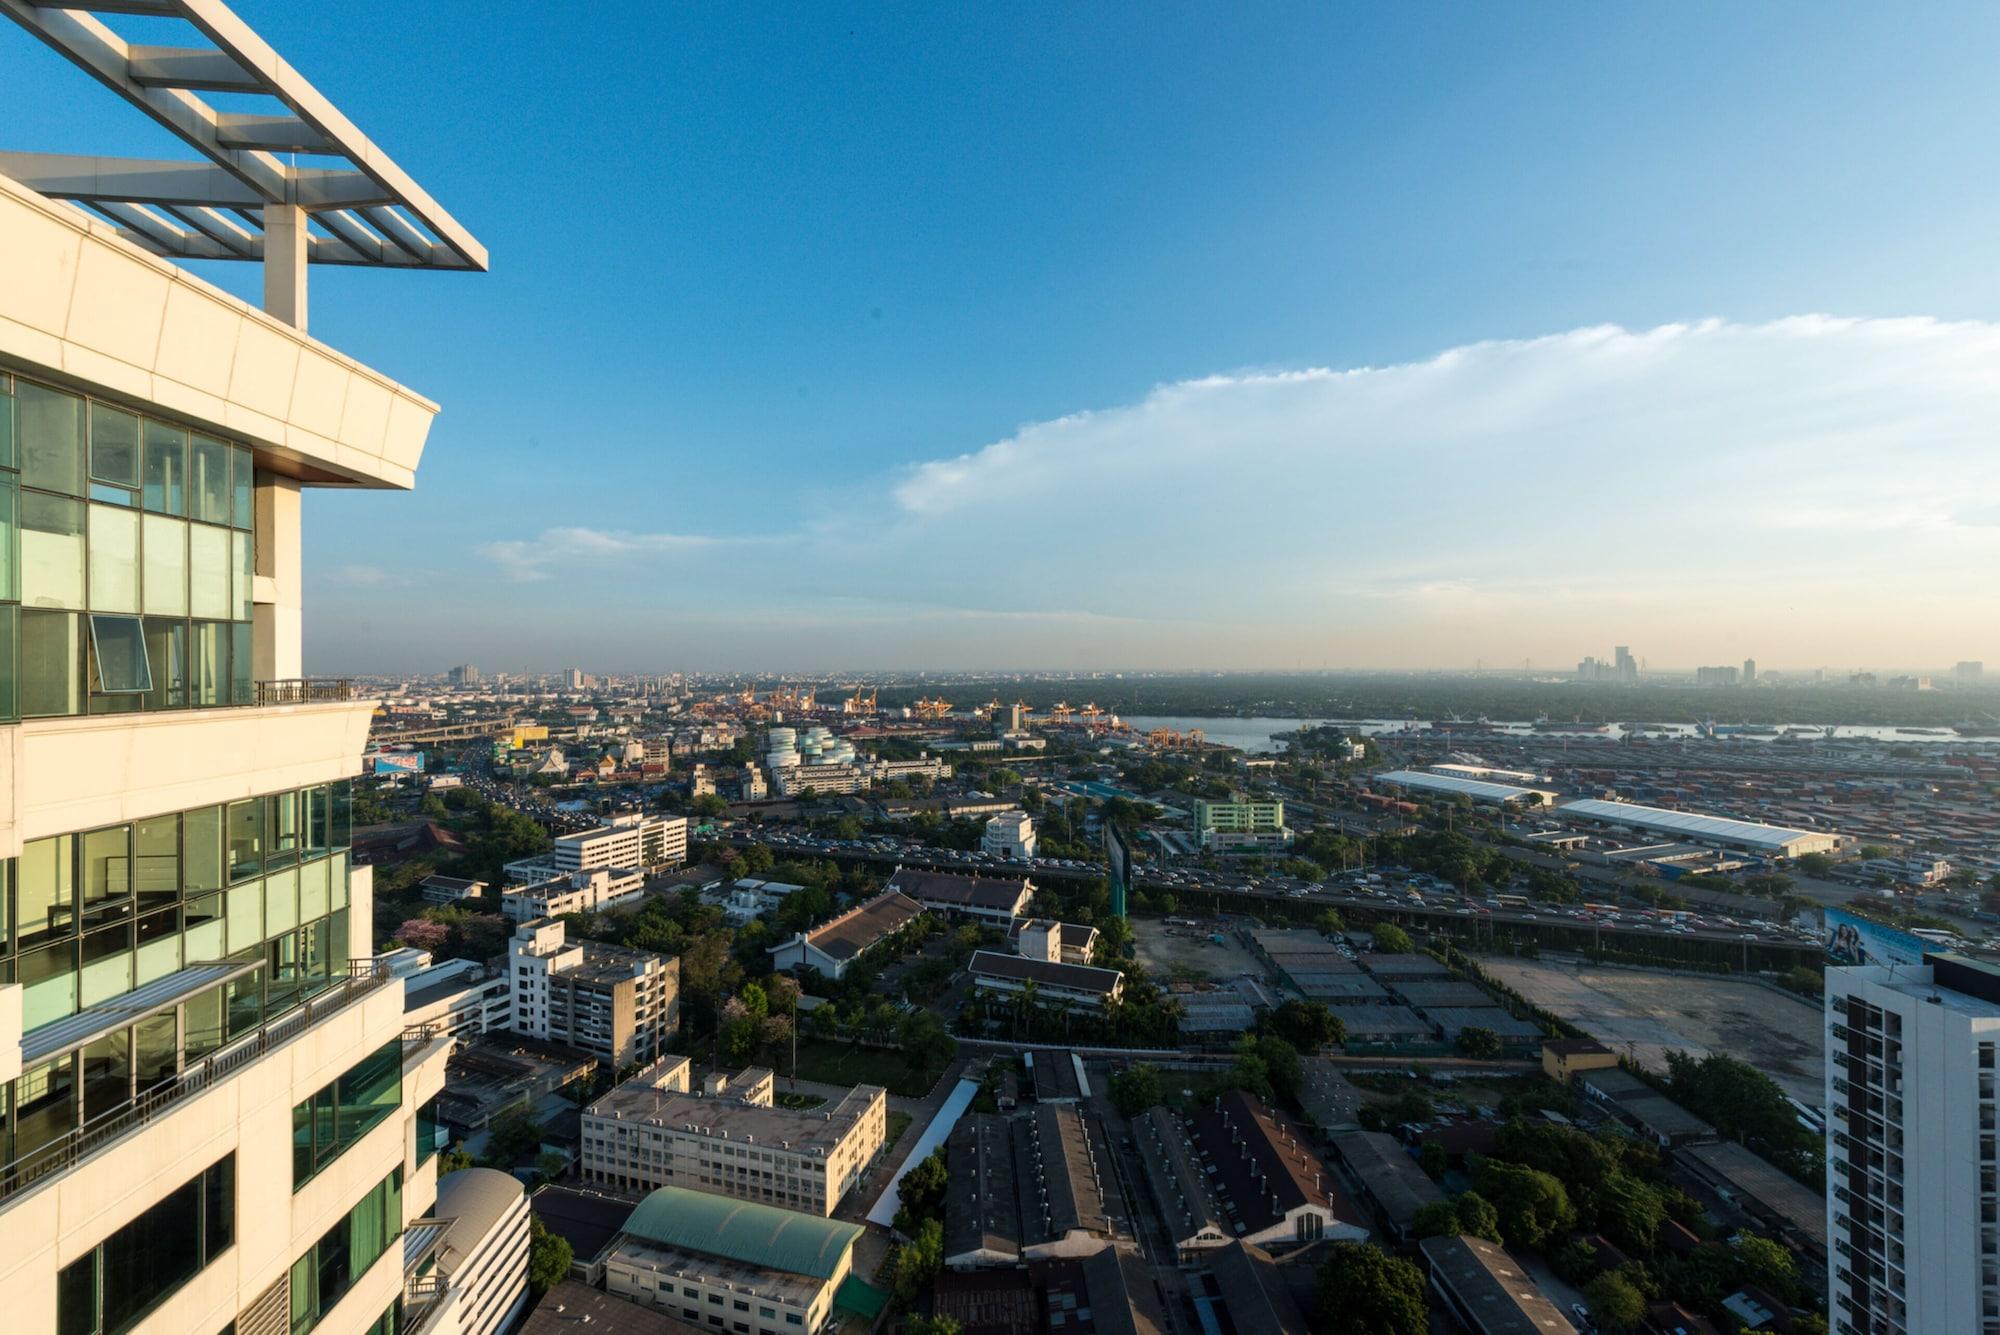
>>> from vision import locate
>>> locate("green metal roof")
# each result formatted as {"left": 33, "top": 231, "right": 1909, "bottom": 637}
{"left": 834, "top": 1275, "right": 889, "bottom": 1320}
{"left": 623, "top": 1187, "right": 861, "bottom": 1280}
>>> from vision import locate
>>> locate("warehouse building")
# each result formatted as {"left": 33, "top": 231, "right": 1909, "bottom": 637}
{"left": 766, "top": 889, "right": 925, "bottom": 981}
{"left": 1418, "top": 1234, "right": 1577, "bottom": 1335}
{"left": 1555, "top": 798, "right": 1841, "bottom": 858}
{"left": 888, "top": 867, "right": 1035, "bottom": 925}
{"left": 970, "top": 952, "right": 1126, "bottom": 1011}
{"left": 1374, "top": 770, "right": 1559, "bottom": 807}
{"left": 1329, "top": 1130, "right": 1448, "bottom": 1242}
{"left": 944, "top": 1107, "right": 1126, "bottom": 1268}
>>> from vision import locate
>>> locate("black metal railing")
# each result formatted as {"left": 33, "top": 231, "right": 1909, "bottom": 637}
{"left": 0, "top": 960, "right": 397, "bottom": 1202}
{"left": 254, "top": 677, "right": 359, "bottom": 706}
{"left": 401, "top": 1275, "right": 452, "bottom": 1335}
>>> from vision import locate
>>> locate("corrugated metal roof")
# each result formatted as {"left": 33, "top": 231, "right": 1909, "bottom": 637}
{"left": 1376, "top": 770, "right": 1556, "bottom": 803}
{"left": 23, "top": 960, "right": 261, "bottom": 1066}
{"left": 1558, "top": 798, "right": 1833, "bottom": 851}
{"left": 622, "top": 1186, "right": 860, "bottom": 1279}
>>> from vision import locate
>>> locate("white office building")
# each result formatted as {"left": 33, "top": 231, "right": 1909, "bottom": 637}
{"left": 0, "top": 7, "right": 483, "bottom": 1333}
{"left": 982, "top": 810, "right": 1037, "bottom": 860}
{"left": 509, "top": 920, "right": 680, "bottom": 1067}
{"left": 500, "top": 866, "right": 647, "bottom": 922}
{"left": 552, "top": 812, "right": 688, "bottom": 873}
{"left": 1826, "top": 954, "right": 2000, "bottom": 1334}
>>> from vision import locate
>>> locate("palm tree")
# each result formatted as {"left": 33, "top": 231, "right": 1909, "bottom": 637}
{"left": 1012, "top": 980, "right": 1040, "bottom": 1040}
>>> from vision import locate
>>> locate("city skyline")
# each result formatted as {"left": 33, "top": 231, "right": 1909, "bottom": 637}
{"left": 9, "top": 4, "right": 2000, "bottom": 671}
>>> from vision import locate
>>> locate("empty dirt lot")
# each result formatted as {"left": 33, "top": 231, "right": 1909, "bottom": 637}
{"left": 1478, "top": 957, "right": 1824, "bottom": 1103}
{"left": 1131, "top": 918, "right": 1265, "bottom": 983}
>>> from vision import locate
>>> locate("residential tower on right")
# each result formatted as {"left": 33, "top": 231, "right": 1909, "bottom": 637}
{"left": 1825, "top": 953, "right": 2000, "bottom": 1334}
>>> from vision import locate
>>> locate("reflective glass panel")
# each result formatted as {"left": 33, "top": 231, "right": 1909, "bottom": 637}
{"left": 22, "top": 492, "right": 85, "bottom": 610}
{"left": 88, "top": 504, "right": 140, "bottom": 613}
{"left": 143, "top": 420, "right": 186, "bottom": 516}
{"left": 18, "top": 381, "right": 84, "bottom": 496}
{"left": 142, "top": 515, "right": 187, "bottom": 616}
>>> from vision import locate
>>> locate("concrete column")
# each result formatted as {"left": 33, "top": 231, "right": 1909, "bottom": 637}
{"left": 253, "top": 475, "right": 303, "bottom": 681}
{"left": 262, "top": 204, "right": 308, "bottom": 331}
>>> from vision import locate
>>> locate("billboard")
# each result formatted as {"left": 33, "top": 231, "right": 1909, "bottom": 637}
{"left": 1102, "top": 820, "right": 1132, "bottom": 920}
{"left": 366, "top": 750, "right": 427, "bottom": 776}
{"left": 1822, "top": 906, "right": 1927, "bottom": 969}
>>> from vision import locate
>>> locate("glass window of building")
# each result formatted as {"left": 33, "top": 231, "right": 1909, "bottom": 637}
{"left": 18, "top": 381, "right": 83, "bottom": 496}
{"left": 22, "top": 492, "right": 86, "bottom": 610}
{"left": 193, "top": 621, "right": 228, "bottom": 706}
{"left": 232, "top": 446, "right": 253, "bottom": 529}
{"left": 141, "top": 515, "right": 187, "bottom": 616}
{"left": 191, "top": 436, "right": 229, "bottom": 526}
{"left": 188, "top": 524, "right": 230, "bottom": 620}
{"left": 0, "top": 474, "right": 17, "bottom": 603}
{"left": 141, "top": 617, "right": 186, "bottom": 710}
{"left": 0, "top": 373, "right": 12, "bottom": 468}
{"left": 88, "top": 506, "right": 140, "bottom": 613}
{"left": 88, "top": 615, "right": 151, "bottom": 696}
{"left": 20, "top": 609, "right": 81, "bottom": 717}
{"left": 142, "top": 421, "right": 185, "bottom": 516}
{"left": 89, "top": 405, "right": 141, "bottom": 497}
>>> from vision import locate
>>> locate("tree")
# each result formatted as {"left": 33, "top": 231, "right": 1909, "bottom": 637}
{"left": 1473, "top": 1159, "right": 1577, "bottom": 1251}
{"left": 894, "top": 1148, "right": 948, "bottom": 1233}
{"left": 1268, "top": 999, "right": 1343, "bottom": 1052}
{"left": 528, "top": 1216, "right": 573, "bottom": 1294}
{"left": 899, "top": 1011, "right": 958, "bottom": 1083}
{"left": 890, "top": 1218, "right": 944, "bottom": 1309}
{"left": 486, "top": 1110, "right": 543, "bottom": 1165}
{"left": 1455, "top": 1190, "right": 1502, "bottom": 1244}
{"left": 1455, "top": 1025, "right": 1502, "bottom": 1059}
{"left": 1371, "top": 922, "right": 1413, "bottom": 953}
{"left": 1418, "top": 1142, "right": 1448, "bottom": 1180}
{"left": 1409, "top": 1200, "right": 1459, "bottom": 1238}
{"left": 904, "top": 1319, "right": 964, "bottom": 1335}
{"left": 1312, "top": 1243, "right": 1427, "bottom": 1335}
{"left": 1315, "top": 907, "right": 1346, "bottom": 935}
{"left": 1109, "top": 1062, "right": 1163, "bottom": 1116}
{"left": 1581, "top": 1271, "right": 1645, "bottom": 1334}
{"left": 1598, "top": 1170, "right": 1668, "bottom": 1252}
{"left": 1735, "top": 1232, "right": 1799, "bottom": 1303}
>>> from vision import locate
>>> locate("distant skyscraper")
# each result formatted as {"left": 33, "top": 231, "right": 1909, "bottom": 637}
{"left": 1742, "top": 657, "right": 1757, "bottom": 685}
{"left": 1614, "top": 645, "right": 1637, "bottom": 683}
{"left": 1957, "top": 661, "right": 1985, "bottom": 685}
{"left": 1695, "top": 665, "right": 1741, "bottom": 687}
{"left": 566, "top": 667, "right": 586, "bottom": 690}
{"left": 1826, "top": 954, "right": 2000, "bottom": 1333}
{"left": 449, "top": 663, "right": 480, "bottom": 685}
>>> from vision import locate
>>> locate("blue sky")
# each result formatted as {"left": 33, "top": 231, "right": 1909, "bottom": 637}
{"left": 7, "top": 4, "right": 2000, "bottom": 672}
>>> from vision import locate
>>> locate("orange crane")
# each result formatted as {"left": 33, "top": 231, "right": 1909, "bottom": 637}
{"left": 1049, "top": 700, "right": 1075, "bottom": 723}
{"left": 914, "top": 696, "right": 953, "bottom": 720}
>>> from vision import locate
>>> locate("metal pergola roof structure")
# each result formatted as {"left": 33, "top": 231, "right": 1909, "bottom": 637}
{"left": 0, "top": 0, "right": 485, "bottom": 273}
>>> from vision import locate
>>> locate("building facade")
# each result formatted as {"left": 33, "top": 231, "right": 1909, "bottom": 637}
{"left": 582, "top": 1058, "right": 887, "bottom": 1216}
{"left": 509, "top": 920, "right": 681, "bottom": 1066}
{"left": 982, "top": 811, "right": 1036, "bottom": 860}
{"left": 1193, "top": 798, "right": 1292, "bottom": 851}
{"left": 1826, "top": 955, "right": 2000, "bottom": 1335}
{"left": 0, "top": 6, "right": 483, "bottom": 1331}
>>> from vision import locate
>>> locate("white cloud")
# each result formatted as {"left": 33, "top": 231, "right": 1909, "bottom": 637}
{"left": 481, "top": 526, "right": 730, "bottom": 581}
{"left": 470, "top": 316, "right": 2000, "bottom": 666}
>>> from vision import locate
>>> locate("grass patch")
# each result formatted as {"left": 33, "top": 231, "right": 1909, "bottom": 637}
{"left": 788, "top": 1039, "right": 935, "bottom": 1097}
{"left": 884, "top": 1111, "right": 913, "bottom": 1154}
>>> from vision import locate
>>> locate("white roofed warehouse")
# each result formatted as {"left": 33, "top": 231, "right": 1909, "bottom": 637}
{"left": 1374, "top": 770, "right": 1559, "bottom": 807}
{"left": 1556, "top": 798, "right": 1841, "bottom": 858}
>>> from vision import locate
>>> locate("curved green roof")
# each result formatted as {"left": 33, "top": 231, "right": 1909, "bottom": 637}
{"left": 623, "top": 1187, "right": 862, "bottom": 1280}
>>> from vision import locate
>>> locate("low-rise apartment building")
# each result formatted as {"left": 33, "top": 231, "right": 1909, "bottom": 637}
{"left": 507, "top": 813, "right": 688, "bottom": 884}
{"left": 405, "top": 959, "right": 514, "bottom": 1041}
{"left": 1012, "top": 919, "right": 1100, "bottom": 966}
{"left": 502, "top": 866, "right": 647, "bottom": 922}
{"left": 510, "top": 920, "right": 680, "bottom": 1066}
{"left": 582, "top": 1058, "right": 887, "bottom": 1215}
{"left": 1194, "top": 797, "right": 1292, "bottom": 851}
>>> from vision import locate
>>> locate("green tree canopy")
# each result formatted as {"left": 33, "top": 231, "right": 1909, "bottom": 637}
{"left": 1582, "top": 1271, "right": 1645, "bottom": 1333}
{"left": 1312, "top": 1243, "right": 1427, "bottom": 1335}
{"left": 1371, "top": 922, "right": 1414, "bottom": 953}
{"left": 528, "top": 1216, "right": 573, "bottom": 1294}
{"left": 1473, "top": 1159, "right": 1577, "bottom": 1251}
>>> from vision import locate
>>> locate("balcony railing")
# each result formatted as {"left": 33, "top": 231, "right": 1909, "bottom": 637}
{"left": 0, "top": 960, "right": 397, "bottom": 1202}
{"left": 254, "top": 677, "right": 359, "bottom": 706}
{"left": 401, "top": 1275, "right": 453, "bottom": 1335}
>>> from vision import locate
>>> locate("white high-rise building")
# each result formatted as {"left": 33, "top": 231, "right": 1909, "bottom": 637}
{"left": 0, "top": 6, "right": 503, "bottom": 1333}
{"left": 1826, "top": 954, "right": 2000, "bottom": 1334}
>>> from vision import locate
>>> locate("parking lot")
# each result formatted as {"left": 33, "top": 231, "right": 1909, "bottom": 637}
{"left": 1478, "top": 956, "right": 1825, "bottom": 1102}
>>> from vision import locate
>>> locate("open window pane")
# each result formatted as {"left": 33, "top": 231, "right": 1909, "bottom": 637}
{"left": 192, "top": 436, "right": 228, "bottom": 524}
{"left": 89, "top": 405, "right": 141, "bottom": 488}
{"left": 21, "top": 492, "right": 85, "bottom": 610}
{"left": 143, "top": 420, "right": 186, "bottom": 515}
{"left": 20, "top": 609, "right": 81, "bottom": 717}
{"left": 88, "top": 504, "right": 141, "bottom": 613}
{"left": 18, "top": 381, "right": 84, "bottom": 496}
{"left": 89, "top": 615, "right": 152, "bottom": 694}
{"left": 142, "top": 515, "right": 188, "bottom": 616}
